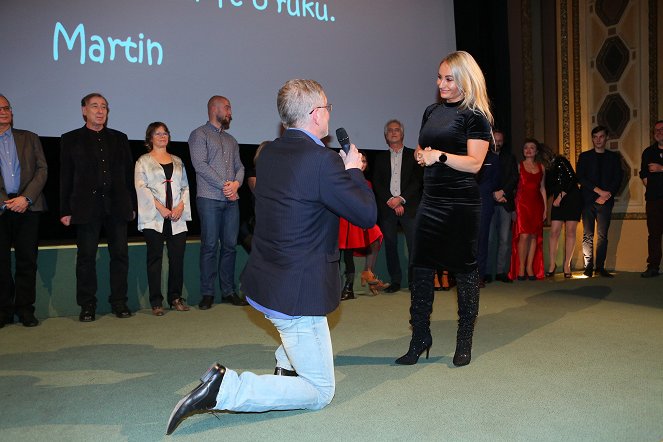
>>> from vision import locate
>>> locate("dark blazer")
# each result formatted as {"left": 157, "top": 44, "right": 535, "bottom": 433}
{"left": 240, "top": 129, "right": 376, "bottom": 316}
{"left": 496, "top": 149, "right": 519, "bottom": 212}
{"left": 372, "top": 147, "right": 423, "bottom": 218}
{"left": 576, "top": 148, "right": 623, "bottom": 206}
{"left": 0, "top": 129, "right": 48, "bottom": 212}
{"left": 60, "top": 126, "right": 136, "bottom": 224}
{"left": 478, "top": 150, "right": 501, "bottom": 201}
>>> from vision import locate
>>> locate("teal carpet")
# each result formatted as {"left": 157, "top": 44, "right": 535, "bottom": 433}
{"left": 1, "top": 272, "right": 661, "bottom": 441}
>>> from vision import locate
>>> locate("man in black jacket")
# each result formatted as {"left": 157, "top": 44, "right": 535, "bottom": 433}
{"left": 60, "top": 93, "right": 136, "bottom": 321}
{"left": 576, "top": 126, "right": 623, "bottom": 277}
{"left": 639, "top": 120, "right": 663, "bottom": 278}
{"left": 372, "top": 120, "right": 423, "bottom": 292}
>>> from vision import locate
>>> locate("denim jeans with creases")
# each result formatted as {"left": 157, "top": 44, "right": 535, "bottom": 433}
{"left": 216, "top": 315, "right": 335, "bottom": 412}
{"left": 197, "top": 197, "right": 239, "bottom": 298}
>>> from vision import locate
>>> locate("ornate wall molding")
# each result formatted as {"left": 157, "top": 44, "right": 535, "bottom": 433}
{"left": 648, "top": 0, "right": 658, "bottom": 128}
{"left": 559, "top": 0, "right": 571, "bottom": 159}
{"left": 522, "top": 0, "right": 534, "bottom": 138}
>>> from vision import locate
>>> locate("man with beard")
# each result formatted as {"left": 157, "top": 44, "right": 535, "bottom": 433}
{"left": 189, "top": 96, "right": 246, "bottom": 309}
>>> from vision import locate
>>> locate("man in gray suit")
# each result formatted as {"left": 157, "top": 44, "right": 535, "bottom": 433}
{"left": 167, "top": 79, "right": 376, "bottom": 434}
{"left": 0, "top": 94, "right": 48, "bottom": 328}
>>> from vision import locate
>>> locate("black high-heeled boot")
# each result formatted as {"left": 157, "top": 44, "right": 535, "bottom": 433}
{"left": 453, "top": 269, "right": 480, "bottom": 367}
{"left": 340, "top": 273, "right": 355, "bottom": 301}
{"left": 395, "top": 267, "right": 435, "bottom": 365}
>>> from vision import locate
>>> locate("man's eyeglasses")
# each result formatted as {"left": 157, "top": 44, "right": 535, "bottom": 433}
{"left": 309, "top": 104, "right": 332, "bottom": 114}
{"left": 0, "top": 106, "right": 12, "bottom": 112}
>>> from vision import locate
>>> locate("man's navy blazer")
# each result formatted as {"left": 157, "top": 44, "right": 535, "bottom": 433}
{"left": 240, "top": 129, "right": 377, "bottom": 316}
{"left": 60, "top": 126, "right": 136, "bottom": 224}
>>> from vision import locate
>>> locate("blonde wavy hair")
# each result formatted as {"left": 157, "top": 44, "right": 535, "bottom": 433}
{"left": 440, "top": 51, "right": 494, "bottom": 126}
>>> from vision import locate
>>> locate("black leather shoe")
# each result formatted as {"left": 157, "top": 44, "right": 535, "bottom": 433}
{"left": 79, "top": 305, "right": 96, "bottom": 322}
{"left": 641, "top": 268, "right": 659, "bottom": 278}
{"left": 166, "top": 363, "right": 226, "bottom": 435}
{"left": 495, "top": 273, "right": 512, "bottom": 283}
{"left": 18, "top": 312, "right": 39, "bottom": 327}
{"left": 111, "top": 303, "right": 132, "bottom": 318}
{"left": 582, "top": 267, "right": 594, "bottom": 277}
{"left": 384, "top": 283, "right": 401, "bottom": 293}
{"left": 222, "top": 294, "right": 249, "bottom": 306}
{"left": 596, "top": 269, "right": 614, "bottom": 278}
{"left": 274, "top": 367, "right": 298, "bottom": 376}
{"left": 198, "top": 296, "right": 214, "bottom": 310}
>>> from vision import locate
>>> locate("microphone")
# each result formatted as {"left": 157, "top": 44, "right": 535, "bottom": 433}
{"left": 336, "top": 128, "right": 351, "bottom": 154}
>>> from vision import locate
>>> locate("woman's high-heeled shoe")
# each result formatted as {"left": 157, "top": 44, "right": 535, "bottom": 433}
{"left": 545, "top": 265, "right": 557, "bottom": 277}
{"left": 170, "top": 298, "right": 190, "bottom": 311}
{"left": 360, "top": 270, "right": 390, "bottom": 296}
{"left": 395, "top": 334, "right": 432, "bottom": 365}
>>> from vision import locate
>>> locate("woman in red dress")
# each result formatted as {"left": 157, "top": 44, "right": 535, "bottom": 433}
{"left": 339, "top": 152, "right": 388, "bottom": 299}
{"left": 509, "top": 139, "right": 547, "bottom": 280}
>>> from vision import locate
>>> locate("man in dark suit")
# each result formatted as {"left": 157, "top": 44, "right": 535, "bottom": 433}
{"left": 576, "top": 125, "right": 623, "bottom": 278}
{"left": 372, "top": 120, "right": 423, "bottom": 292}
{"left": 167, "top": 79, "right": 376, "bottom": 435}
{"left": 488, "top": 129, "right": 518, "bottom": 283}
{"left": 0, "top": 94, "right": 48, "bottom": 328}
{"left": 638, "top": 120, "right": 663, "bottom": 278}
{"left": 60, "top": 93, "right": 136, "bottom": 322}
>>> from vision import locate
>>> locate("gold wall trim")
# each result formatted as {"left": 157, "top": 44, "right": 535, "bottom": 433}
{"left": 559, "top": 0, "right": 571, "bottom": 158}
{"left": 522, "top": 0, "right": 534, "bottom": 137}
{"left": 572, "top": 0, "right": 582, "bottom": 159}
{"left": 649, "top": 0, "right": 658, "bottom": 128}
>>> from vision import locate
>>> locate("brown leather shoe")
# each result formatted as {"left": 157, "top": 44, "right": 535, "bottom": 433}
{"left": 171, "top": 298, "right": 190, "bottom": 311}
{"left": 152, "top": 306, "right": 165, "bottom": 316}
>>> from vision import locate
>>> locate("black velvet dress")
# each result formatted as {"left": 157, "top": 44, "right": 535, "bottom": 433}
{"left": 411, "top": 101, "right": 492, "bottom": 273}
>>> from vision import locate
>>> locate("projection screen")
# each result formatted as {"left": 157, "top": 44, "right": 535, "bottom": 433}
{"left": 2, "top": 0, "right": 456, "bottom": 149}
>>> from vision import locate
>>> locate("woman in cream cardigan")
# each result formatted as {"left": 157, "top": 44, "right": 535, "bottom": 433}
{"left": 135, "top": 122, "right": 192, "bottom": 315}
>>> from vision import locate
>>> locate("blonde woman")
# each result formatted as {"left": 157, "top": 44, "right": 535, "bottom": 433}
{"left": 396, "top": 51, "right": 493, "bottom": 366}
{"left": 135, "top": 122, "right": 192, "bottom": 315}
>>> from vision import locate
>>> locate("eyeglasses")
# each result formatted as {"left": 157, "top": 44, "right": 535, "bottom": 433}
{"left": 0, "top": 106, "right": 12, "bottom": 112}
{"left": 154, "top": 132, "right": 169, "bottom": 137}
{"left": 309, "top": 104, "right": 332, "bottom": 114}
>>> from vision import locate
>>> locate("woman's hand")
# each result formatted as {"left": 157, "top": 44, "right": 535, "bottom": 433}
{"left": 170, "top": 202, "right": 184, "bottom": 221}
{"left": 155, "top": 199, "right": 172, "bottom": 219}
{"left": 417, "top": 147, "right": 442, "bottom": 166}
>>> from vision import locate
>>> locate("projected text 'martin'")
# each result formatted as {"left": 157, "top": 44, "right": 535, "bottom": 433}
{"left": 53, "top": 22, "right": 164, "bottom": 66}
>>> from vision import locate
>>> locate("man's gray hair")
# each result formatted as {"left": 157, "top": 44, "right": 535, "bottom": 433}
{"left": 277, "top": 79, "right": 325, "bottom": 129}
{"left": 384, "top": 119, "right": 404, "bottom": 137}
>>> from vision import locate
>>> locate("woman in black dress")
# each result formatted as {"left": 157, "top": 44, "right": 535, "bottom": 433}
{"left": 546, "top": 154, "right": 582, "bottom": 278}
{"left": 395, "top": 51, "right": 493, "bottom": 366}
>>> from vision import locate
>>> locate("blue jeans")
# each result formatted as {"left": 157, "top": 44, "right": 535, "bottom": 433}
{"left": 582, "top": 202, "right": 613, "bottom": 270}
{"left": 488, "top": 205, "right": 513, "bottom": 275}
{"left": 216, "top": 315, "right": 335, "bottom": 412}
{"left": 197, "top": 197, "right": 239, "bottom": 298}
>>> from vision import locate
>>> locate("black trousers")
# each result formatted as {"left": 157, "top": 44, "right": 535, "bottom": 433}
{"left": 646, "top": 199, "right": 663, "bottom": 270}
{"left": 75, "top": 215, "right": 129, "bottom": 307}
{"left": 0, "top": 210, "right": 40, "bottom": 318}
{"left": 143, "top": 222, "right": 187, "bottom": 307}
{"left": 378, "top": 209, "right": 416, "bottom": 286}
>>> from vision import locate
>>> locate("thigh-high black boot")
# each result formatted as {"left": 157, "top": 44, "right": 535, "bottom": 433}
{"left": 395, "top": 266, "right": 435, "bottom": 365}
{"left": 453, "top": 268, "right": 480, "bottom": 366}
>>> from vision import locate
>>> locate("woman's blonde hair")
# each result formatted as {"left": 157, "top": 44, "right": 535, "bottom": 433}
{"left": 440, "top": 51, "right": 494, "bottom": 126}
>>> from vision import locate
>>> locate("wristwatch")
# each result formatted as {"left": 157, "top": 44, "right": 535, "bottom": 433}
{"left": 438, "top": 152, "right": 448, "bottom": 163}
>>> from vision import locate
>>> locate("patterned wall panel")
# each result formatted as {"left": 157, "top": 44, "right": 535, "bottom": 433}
{"left": 585, "top": 0, "right": 650, "bottom": 216}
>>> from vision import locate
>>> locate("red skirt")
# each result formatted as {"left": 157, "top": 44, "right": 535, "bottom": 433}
{"left": 338, "top": 218, "right": 383, "bottom": 256}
